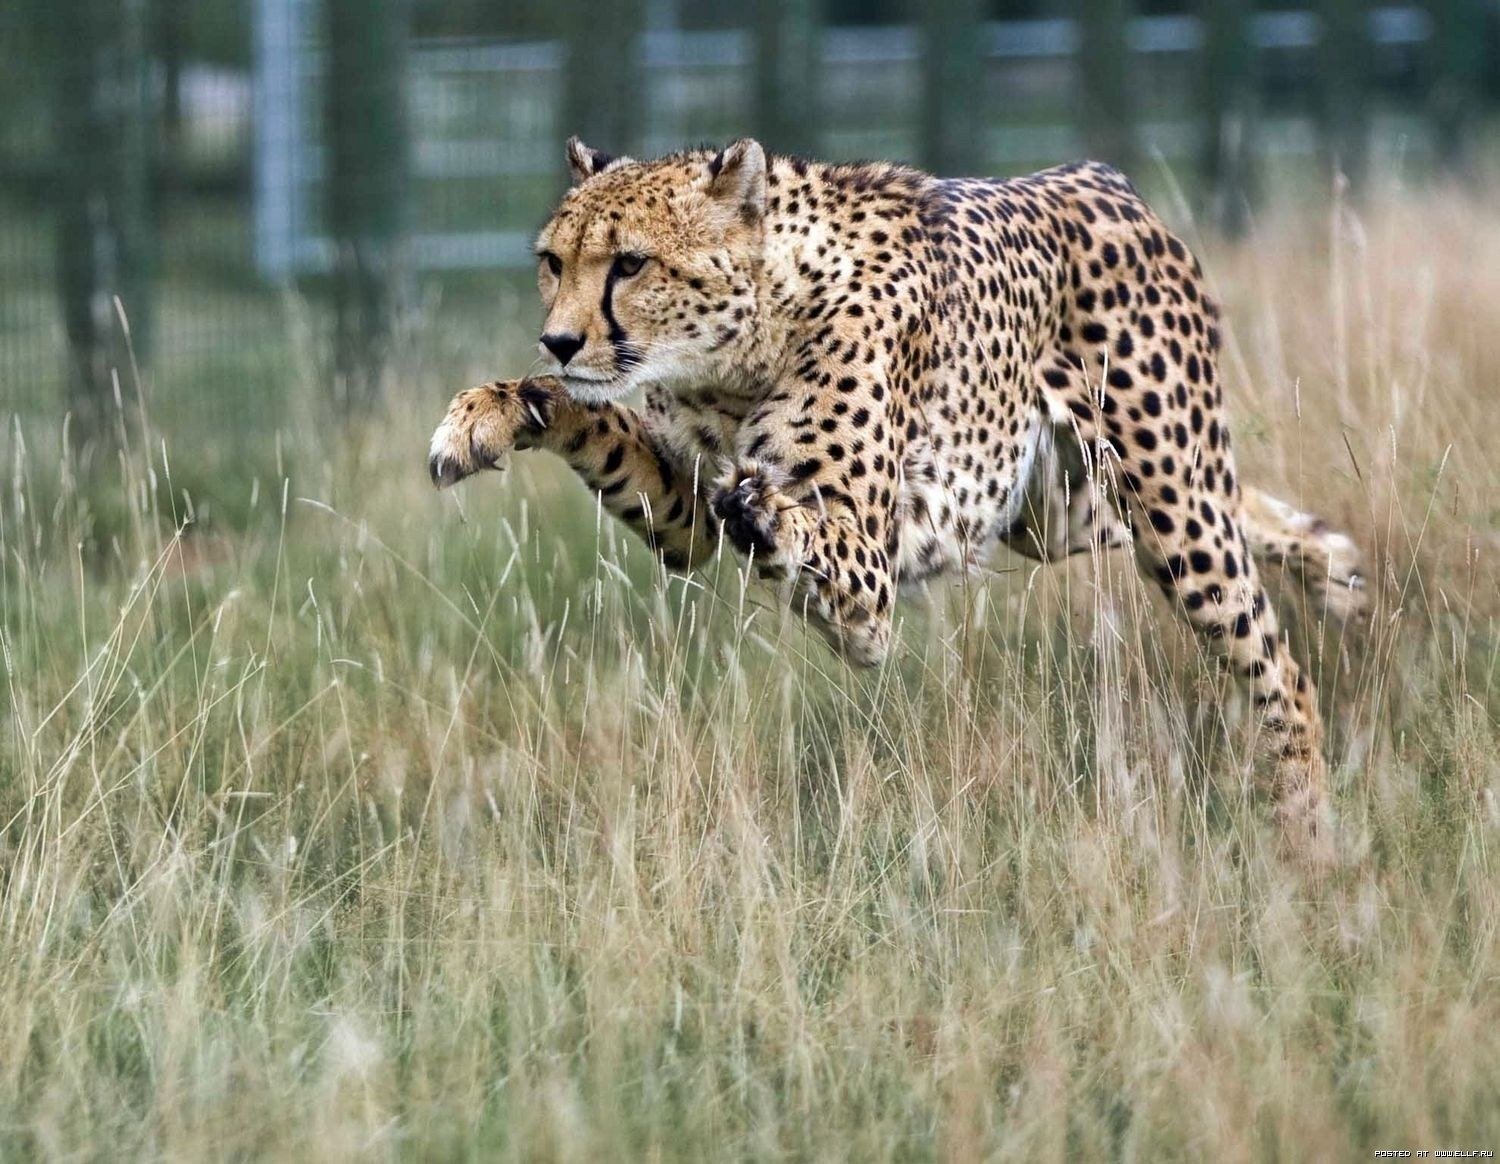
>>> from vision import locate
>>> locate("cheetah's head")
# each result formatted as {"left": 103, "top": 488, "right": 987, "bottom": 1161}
{"left": 531, "top": 137, "right": 767, "bottom": 403}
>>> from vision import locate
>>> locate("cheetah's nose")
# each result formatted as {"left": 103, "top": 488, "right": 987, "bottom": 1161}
{"left": 540, "top": 332, "right": 585, "bottom": 367}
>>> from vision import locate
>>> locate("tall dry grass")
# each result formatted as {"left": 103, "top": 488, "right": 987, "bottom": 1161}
{"left": 0, "top": 182, "right": 1497, "bottom": 1160}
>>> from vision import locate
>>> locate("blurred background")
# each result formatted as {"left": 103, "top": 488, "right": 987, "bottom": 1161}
{"left": 0, "top": 0, "right": 1496, "bottom": 458}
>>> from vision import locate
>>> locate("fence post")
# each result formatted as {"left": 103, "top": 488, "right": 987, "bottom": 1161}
{"left": 754, "top": 0, "right": 820, "bottom": 158}
{"left": 1431, "top": 0, "right": 1486, "bottom": 175}
{"left": 1199, "top": 0, "right": 1257, "bottom": 235}
{"left": 325, "top": 0, "right": 410, "bottom": 402}
{"left": 253, "top": 0, "right": 309, "bottom": 281}
{"left": 50, "top": 0, "right": 155, "bottom": 442}
{"left": 156, "top": 0, "right": 187, "bottom": 185}
{"left": 920, "top": 0, "right": 985, "bottom": 177}
{"left": 563, "top": 0, "right": 646, "bottom": 160}
{"left": 1076, "top": 0, "right": 1139, "bottom": 176}
{"left": 1316, "top": 0, "right": 1370, "bottom": 189}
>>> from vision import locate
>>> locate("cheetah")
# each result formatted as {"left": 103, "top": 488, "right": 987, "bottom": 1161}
{"left": 429, "top": 137, "right": 1366, "bottom": 858}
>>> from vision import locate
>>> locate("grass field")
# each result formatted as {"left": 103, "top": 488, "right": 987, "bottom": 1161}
{"left": 1, "top": 178, "right": 1498, "bottom": 1160}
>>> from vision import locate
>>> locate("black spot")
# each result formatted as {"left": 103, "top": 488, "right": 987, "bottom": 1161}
{"left": 1156, "top": 554, "right": 1188, "bottom": 584}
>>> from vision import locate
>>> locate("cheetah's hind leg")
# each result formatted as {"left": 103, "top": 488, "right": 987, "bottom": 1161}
{"left": 1241, "top": 487, "right": 1367, "bottom": 622}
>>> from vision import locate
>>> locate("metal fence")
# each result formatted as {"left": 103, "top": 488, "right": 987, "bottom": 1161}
{"left": 254, "top": 7, "right": 1440, "bottom": 280}
{"left": 0, "top": 0, "right": 1494, "bottom": 443}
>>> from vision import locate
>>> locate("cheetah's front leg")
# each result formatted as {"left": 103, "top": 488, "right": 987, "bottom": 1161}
{"left": 712, "top": 361, "right": 904, "bottom": 667}
{"left": 429, "top": 377, "right": 720, "bottom": 571}
{"left": 713, "top": 462, "right": 893, "bottom": 666}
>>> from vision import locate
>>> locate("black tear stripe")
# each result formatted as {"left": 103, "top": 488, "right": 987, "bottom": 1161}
{"left": 601, "top": 267, "right": 642, "bottom": 373}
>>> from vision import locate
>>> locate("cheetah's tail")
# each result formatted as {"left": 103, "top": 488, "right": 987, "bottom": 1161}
{"left": 1242, "top": 487, "right": 1368, "bottom": 622}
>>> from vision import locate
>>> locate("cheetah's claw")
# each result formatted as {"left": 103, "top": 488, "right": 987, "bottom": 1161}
{"left": 711, "top": 466, "right": 816, "bottom": 568}
{"left": 713, "top": 475, "right": 781, "bottom": 558}
{"left": 428, "top": 379, "right": 558, "bottom": 489}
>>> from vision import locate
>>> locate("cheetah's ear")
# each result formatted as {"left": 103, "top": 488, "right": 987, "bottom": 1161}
{"left": 566, "top": 137, "right": 625, "bottom": 184}
{"left": 704, "top": 138, "right": 767, "bottom": 225}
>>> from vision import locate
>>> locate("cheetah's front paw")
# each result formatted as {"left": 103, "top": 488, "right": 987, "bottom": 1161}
{"left": 428, "top": 378, "right": 559, "bottom": 488}
{"left": 711, "top": 464, "right": 815, "bottom": 568}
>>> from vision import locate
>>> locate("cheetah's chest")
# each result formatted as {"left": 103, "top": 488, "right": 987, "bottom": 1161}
{"left": 649, "top": 385, "right": 752, "bottom": 479}
{"left": 893, "top": 414, "right": 1045, "bottom": 586}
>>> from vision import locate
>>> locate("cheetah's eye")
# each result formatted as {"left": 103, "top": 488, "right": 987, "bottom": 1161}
{"left": 613, "top": 253, "right": 648, "bottom": 278}
{"left": 541, "top": 252, "right": 562, "bottom": 277}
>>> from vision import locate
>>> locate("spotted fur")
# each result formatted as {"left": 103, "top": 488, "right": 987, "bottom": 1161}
{"left": 429, "top": 138, "right": 1367, "bottom": 858}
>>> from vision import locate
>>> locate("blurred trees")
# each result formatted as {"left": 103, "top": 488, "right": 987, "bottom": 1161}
{"left": 1431, "top": 0, "right": 1489, "bottom": 175}
{"left": 49, "top": 0, "right": 155, "bottom": 441}
{"left": 920, "top": 0, "right": 986, "bottom": 176}
{"left": 563, "top": 0, "right": 647, "bottom": 160}
{"left": 1076, "top": 0, "right": 1139, "bottom": 175}
{"left": 755, "top": 0, "right": 821, "bottom": 157}
{"left": 1316, "top": 0, "right": 1372, "bottom": 187}
{"left": 1199, "top": 0, "right": 1257, "bottom": 234}
{"left": 325, "top": 0, "right": 410, "bottom": 402}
